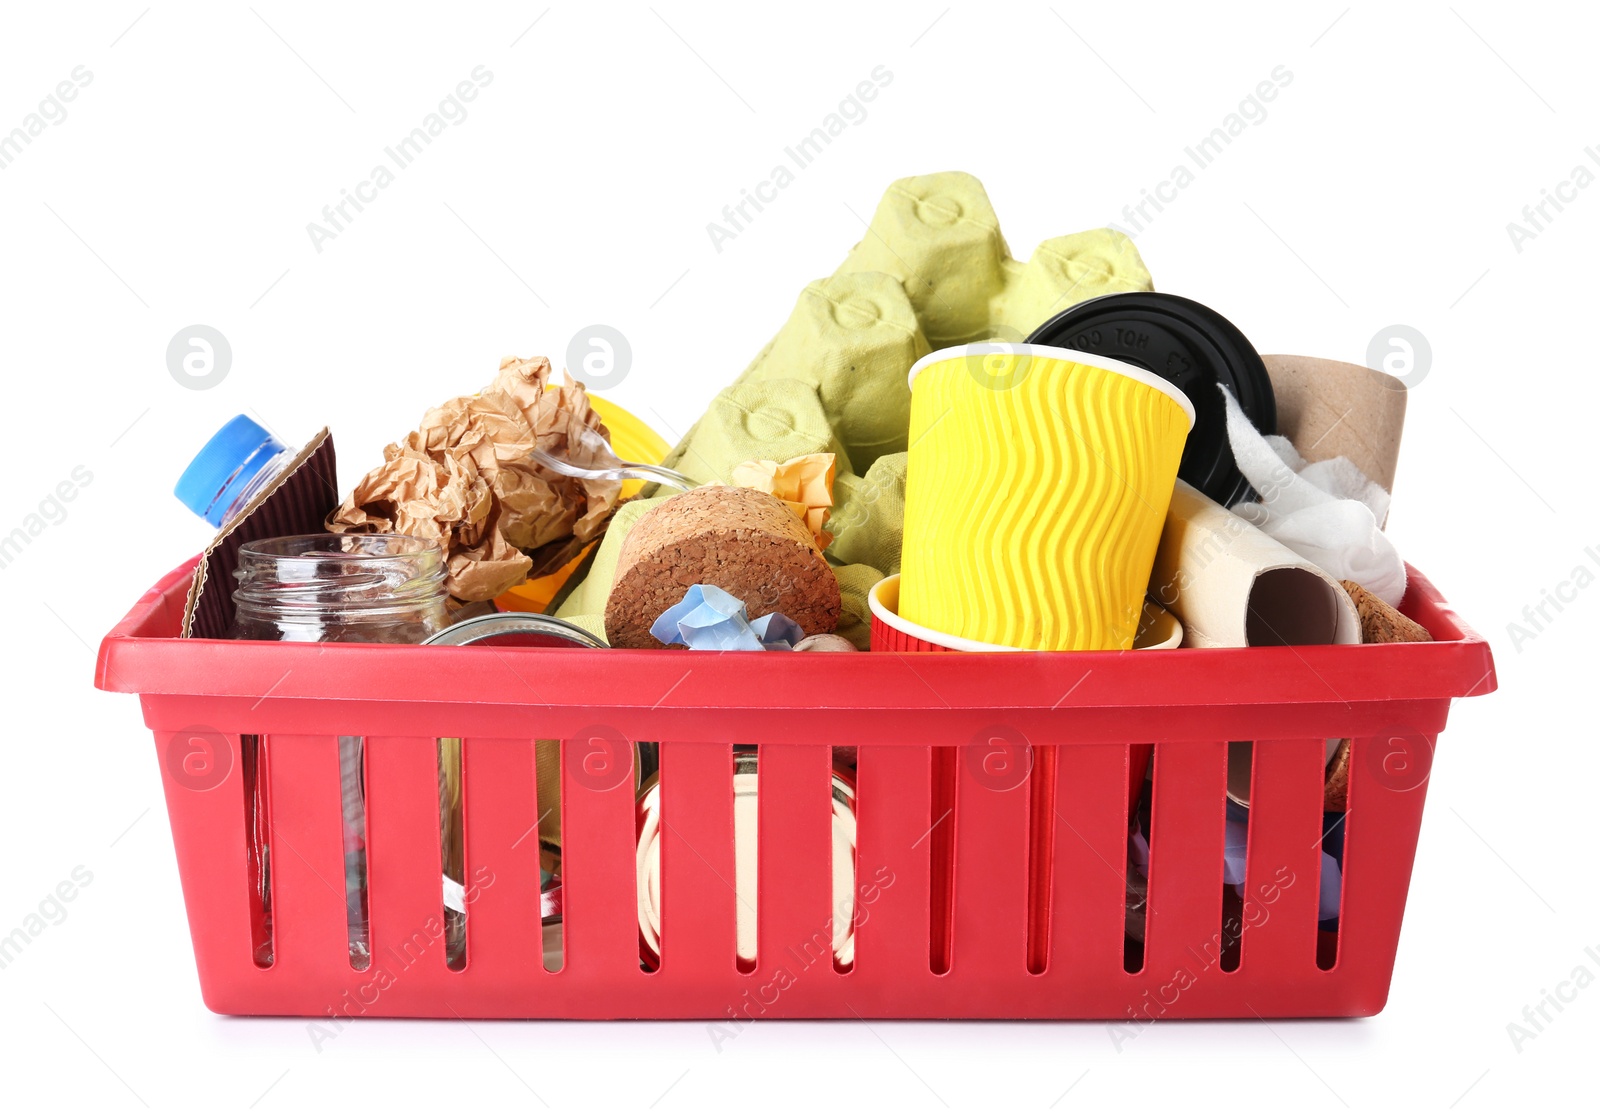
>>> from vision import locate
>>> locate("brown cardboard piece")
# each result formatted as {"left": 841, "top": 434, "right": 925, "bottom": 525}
{"left": 182, "top": 429, "right": 340, "bottom": 639}
{"left": 1262, "top": 355, "right": 1406, "bottom": 494}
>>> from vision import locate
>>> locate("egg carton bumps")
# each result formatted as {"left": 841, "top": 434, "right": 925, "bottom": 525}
{"left": 661, "top": 170, "right": 1156, "bottom": 481}
{"left": 605, "top": 486, "right": 841, "bottom": 649}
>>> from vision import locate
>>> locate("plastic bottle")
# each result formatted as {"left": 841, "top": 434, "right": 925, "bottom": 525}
{"left": 173, "top": 415, "right": 296, "bottom": 529}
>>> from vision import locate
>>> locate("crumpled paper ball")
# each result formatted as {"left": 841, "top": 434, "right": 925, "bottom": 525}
{"left": 649, "top": 584, "right": 805, "bottom": 651}
{"left": 327, "top": 355, "right": 621, "bottom": 601}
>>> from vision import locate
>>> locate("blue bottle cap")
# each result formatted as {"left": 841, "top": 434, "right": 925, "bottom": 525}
{"left": 174, "top": 415, "right": 286, "bottom": 527}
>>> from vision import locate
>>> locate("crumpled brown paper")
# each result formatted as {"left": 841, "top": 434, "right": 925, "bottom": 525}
{"left": 729, "top": 453, "right": 836, "bottom": 550}
{"left": 328, "top": 355, "right": 622, "bottom": 601}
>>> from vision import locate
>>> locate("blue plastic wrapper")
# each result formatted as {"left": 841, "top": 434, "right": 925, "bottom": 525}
{"left": 649, "top": 584, "right": 806, "bottom": 651}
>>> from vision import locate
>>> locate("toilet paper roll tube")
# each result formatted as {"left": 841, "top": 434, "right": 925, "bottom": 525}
{"left": 1149, "top": 479, "right": 1359, "bottom": 649}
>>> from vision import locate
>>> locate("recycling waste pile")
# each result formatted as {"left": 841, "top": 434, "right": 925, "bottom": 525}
{"left": 96, "top": 172, "right": 1495, "bottom": 1021}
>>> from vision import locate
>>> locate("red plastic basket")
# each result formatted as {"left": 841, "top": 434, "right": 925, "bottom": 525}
{"left": 96, "top": 557, "right": 1494, "bottom": 1020}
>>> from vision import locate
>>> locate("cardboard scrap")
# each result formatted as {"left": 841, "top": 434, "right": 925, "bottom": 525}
{"left": 1263, "top": 354, "right": 1407, "bottom": 497}
{"left": 183, "top": 428, "right": 340, "bottom": 638}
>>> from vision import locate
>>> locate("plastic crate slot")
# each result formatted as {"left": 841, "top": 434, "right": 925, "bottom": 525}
{"left": 928, "top": 747, "right": 957, "bottom": 974}
{"left": 1124, "top": 743, "right": 1151, "bottom": 972}
{"left": 1319, "top": 743, "right": 1352, "bottom": 974}
{"left": 1316, "top": 799, "right": 1341, "bottom": 973}
{"left": 636, "top": 741, "right": 658, "bottom": 972}
{"left": 832, "top": 746, "right": 856, "bottom": 975}
{"left": 638, "top": 742, "right": 662, "bottom": 976}
{"left": 241, "top": 734, "right": 273, "bottom": 969}
{"left": 534, "top": 738, "right": 564, "bottom": 973}
{"left": 731, "top": 748, "right": 755, "bottom": 976}
{"left": 437, "top": 738, "right": 466, "bottom": 972}
{"left": 1123, "top": 830, "right": 1145, "bottom": 977}
{"left": 336, "top": 736, "right": 370, "bottom": 970}
{"left": 1219, "top": 744, "right": 1250, "bottom": 974}
{"left": 1025, "top": 745, "right": 1056, "bottom": 975}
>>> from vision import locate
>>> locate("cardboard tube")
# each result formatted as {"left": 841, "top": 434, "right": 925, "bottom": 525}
{"left": 1150, "top": 480, "right": 1359, "bottom": 649}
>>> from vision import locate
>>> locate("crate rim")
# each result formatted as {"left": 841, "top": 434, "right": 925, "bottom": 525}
{"left": 96, "top": 557, "right": 1497, "bottom": 715}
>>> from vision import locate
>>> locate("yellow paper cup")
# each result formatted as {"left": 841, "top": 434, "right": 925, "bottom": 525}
{"left": 900, "top": 343, "right": 1193, "bottom": 650}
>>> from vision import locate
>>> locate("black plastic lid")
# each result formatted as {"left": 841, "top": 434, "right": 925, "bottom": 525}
{"left": 1025, "top": 292, "right": 1275, "bottom": 507}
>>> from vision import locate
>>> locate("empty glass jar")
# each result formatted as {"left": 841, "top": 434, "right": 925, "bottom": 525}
{"left": 229, "top": 532, "right": 449, "bottom": 969}
{"left": 230, "top": 533, "right": 449, "bottom": 644}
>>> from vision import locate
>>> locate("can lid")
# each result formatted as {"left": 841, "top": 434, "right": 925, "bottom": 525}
{"left": 1026, "top": 293, "right": 1276, "bottom": 507}
{"left": 421, "top": 612, "right": 610, "bottom": 649}
{"left": 174, "top": 414, "right": 285, "bottom": 527}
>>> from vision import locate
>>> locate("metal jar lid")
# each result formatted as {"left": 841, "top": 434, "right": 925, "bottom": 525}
{"left": 421, "top": 612, "right": 609, "bottom": 648}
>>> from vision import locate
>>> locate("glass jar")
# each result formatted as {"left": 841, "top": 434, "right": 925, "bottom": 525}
{"left": 229, "top": 533, "right": 449, "bottom": 970}
{"left": 229, "top": 533, "right": 449, "bottom": 643}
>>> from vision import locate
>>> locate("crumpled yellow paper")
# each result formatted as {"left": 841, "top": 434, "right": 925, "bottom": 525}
{"left": 327, "top": 355, "right": 621, "bottom": 601}
{"left": 730, "top": 453, "right": 835, "bottom": 550}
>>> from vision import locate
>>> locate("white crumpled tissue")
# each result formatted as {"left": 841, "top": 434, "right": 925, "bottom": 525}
{"left": 1220, "top": 385, "right": 1407, "bottom": 606}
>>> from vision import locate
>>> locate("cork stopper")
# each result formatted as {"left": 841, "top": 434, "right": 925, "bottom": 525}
{"left": 1340, "top": 580, "right": 1432, "bottom": 644}
{"left": 1323, "top": 740, "right": 1352, "bottom": 813}
{"left": 605, "top": 486, "right": 841, "bottom": 649}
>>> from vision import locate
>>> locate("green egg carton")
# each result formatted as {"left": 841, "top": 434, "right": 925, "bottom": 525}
{"left": 690, "top": 170, "right": 1153, "bottom": 475}
{"left": 560, "top": 171, "right": 1156, "bottom": 645}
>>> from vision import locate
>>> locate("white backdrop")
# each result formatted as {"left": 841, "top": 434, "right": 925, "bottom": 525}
{"left": 2, "top": 2, "right": 1592, "bottom": 1112}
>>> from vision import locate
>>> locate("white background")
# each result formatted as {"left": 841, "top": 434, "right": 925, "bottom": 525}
{"left": 2, "top": 1, "right": 1593, "bottom": 1112}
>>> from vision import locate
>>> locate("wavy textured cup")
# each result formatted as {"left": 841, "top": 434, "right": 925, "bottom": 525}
{"left": 900, "top": 344, "right": 1193, "bottom": 650}
{"left": 868, "top": 574, "right": 1183, "bottom": 652}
